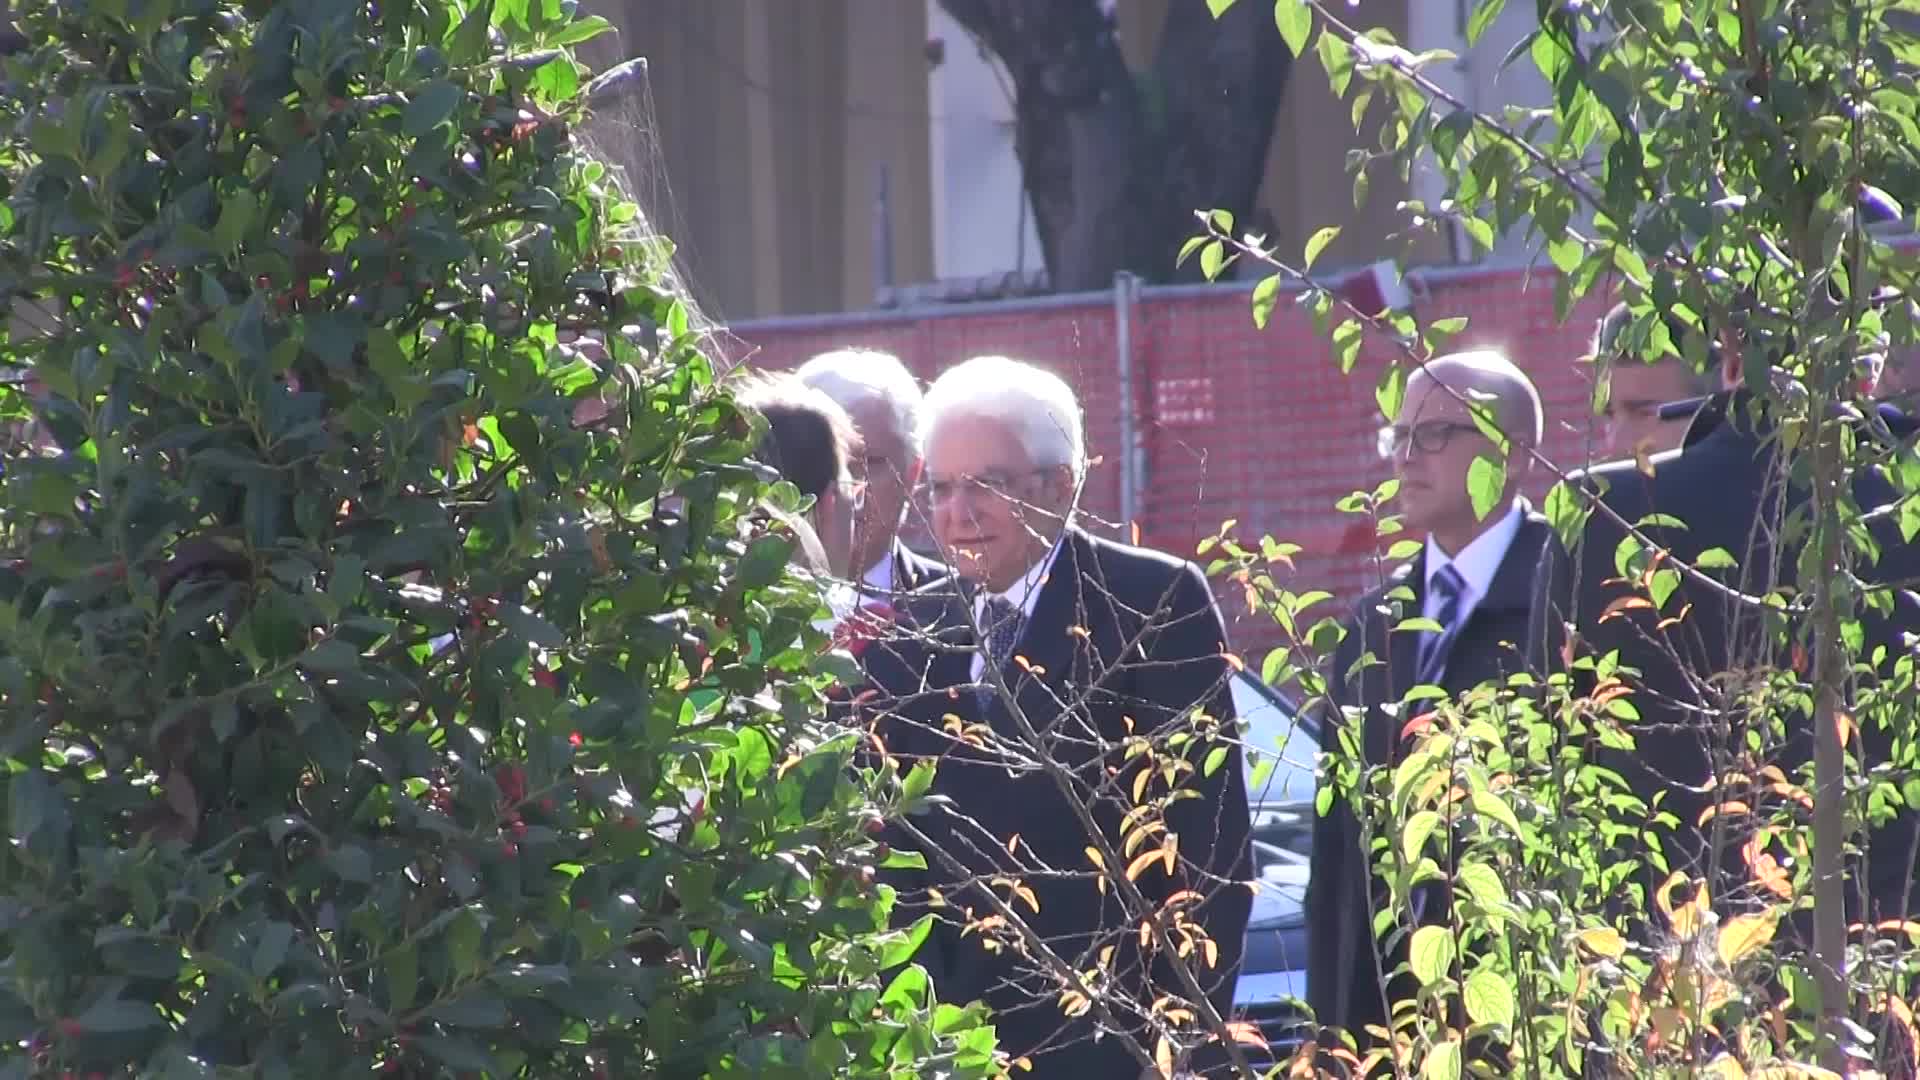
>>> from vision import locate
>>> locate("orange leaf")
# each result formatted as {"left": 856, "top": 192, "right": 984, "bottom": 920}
{"left": 1222, "top": 650, "right": 1245, "bottom": 673}
{"left": 1400, "top": 711, "right": 1437, "bottom": 741}
{"left": 1131, "top": 520, "right": 1142, "bottom": 546}
{"left": 1126, "top": 848, "right": 1166, "bottom": 882}
{"left": 1600, "top": 595, "right": 1654, "bottom": 623}
{"left": 1836, "top": 709, "right": 1855, "bottom": 746}
{"left": 1225, "top": 1020, "right": 1270, "bottom": 1050}
{"left": 1698, "top": 801, "right": 1750, "bottom": 826}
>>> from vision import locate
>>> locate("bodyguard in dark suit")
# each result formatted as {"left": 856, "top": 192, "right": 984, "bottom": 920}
{"left": 1536, "top": 306, "right": 1920, "bottom": 923}
{"left": 866, "top": 355, "right": 1252, "bottom": 1077}
{"left": 1307, "top": 351, "right": 1559, "bottom": 1047}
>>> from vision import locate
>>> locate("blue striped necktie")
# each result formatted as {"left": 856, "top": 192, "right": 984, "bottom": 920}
{"left": 1417, "top": 564, "right": 1467, "bottom": 686}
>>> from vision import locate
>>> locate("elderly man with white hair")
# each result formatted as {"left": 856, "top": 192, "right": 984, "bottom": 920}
{"left": 1307, "top": 350, "right": 1560, "bottom": 1048}
{"left": 862, "top": 355, "right": 1251, "bottom": 1077}
{"left": 793, "top": 348, "right": 945, "bottom": 597}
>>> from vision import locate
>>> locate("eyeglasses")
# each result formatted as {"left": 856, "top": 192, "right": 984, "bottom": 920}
{"left": 1376, "top": 420, "right": 1483, "bottom": 460}
{"left": 923, "top": 468, "right": 1048, "bottom": 504}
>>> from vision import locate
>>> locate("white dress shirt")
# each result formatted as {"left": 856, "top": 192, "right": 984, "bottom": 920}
{"left": 1419, "top": 500, "right": 1524, "bottom": 679}
{"left": 969, "top": 541, "right": 1063, "bottom": 682}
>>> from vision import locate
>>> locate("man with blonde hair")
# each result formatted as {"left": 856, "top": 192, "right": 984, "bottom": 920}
{"left": 865, "top": 354, "right": 1251, "bottom": 1075}
{"left": 794, "top": 348, "right": 944, "bottom": 596}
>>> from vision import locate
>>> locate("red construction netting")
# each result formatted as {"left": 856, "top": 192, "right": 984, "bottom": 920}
{"left": 720, "top": 267, "right": 1618, "bottom": 660}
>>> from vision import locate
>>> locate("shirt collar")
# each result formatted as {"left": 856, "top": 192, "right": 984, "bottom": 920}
{"left": 1424, "top": 500, "right": 1524, "bottom": 601}
{"left": 973, "top": 539, "right": 1062, "bottom": 622}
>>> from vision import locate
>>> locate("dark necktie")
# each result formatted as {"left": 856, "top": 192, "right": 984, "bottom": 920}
{"left": 978, "top": 596, "right": 1026, "bottom": 701}
{"left": 1417, "top": 564, "right": 1467, "bottom": 686}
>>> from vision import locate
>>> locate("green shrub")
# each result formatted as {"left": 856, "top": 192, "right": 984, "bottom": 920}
{"left": 0, "top": 2, "right": 991, "bottom": 1075}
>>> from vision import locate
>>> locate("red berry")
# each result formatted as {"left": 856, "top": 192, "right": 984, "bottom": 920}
{"left": 568, "top": 730, "right": 583, "bottom": 747}
{"left": 55, "top": 1018, "right": 82, "bottom": 1039}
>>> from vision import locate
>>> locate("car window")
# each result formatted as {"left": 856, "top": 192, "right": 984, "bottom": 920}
{"left": 1230, "top": 672, "right": 1318, "bottom": 806}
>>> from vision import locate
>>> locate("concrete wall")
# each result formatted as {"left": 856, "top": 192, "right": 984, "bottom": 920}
{"left": 578, "top": 1, "right": 935, "bottom": 322}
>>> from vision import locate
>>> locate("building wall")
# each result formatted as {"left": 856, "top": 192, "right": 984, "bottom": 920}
{"left": 578, "top": 1, "right": 935, "bottom": 322}
{"left": 924, "top": 1, "right": 1045, "bottom": 281}
{"left": 580, "top": 1, "right": 1543, "bottom": 319}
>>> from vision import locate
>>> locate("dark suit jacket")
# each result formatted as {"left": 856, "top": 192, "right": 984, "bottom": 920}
{"left": 1534, "top": 390, "right": 1920, "bottom": 919}
{"left": 1306, "top": 506, "right": 1559, "bottom": 1041}
{"left": 865, "top": 526, "right": 1252, "bottom": 1076}
{"left": 890, "top": 539, "right": 946, "bottom": 595}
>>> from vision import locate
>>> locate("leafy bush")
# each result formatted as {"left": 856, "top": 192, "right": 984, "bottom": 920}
{"left": 0, "top": 2, "right": 989, "bottom": 1076}
{"left": 1192, "top": 1, "right": 1920, "bottom": 1076}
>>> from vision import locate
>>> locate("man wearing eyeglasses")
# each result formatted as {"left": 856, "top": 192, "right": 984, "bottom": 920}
{"left": 866, "top": 354, "right": 1251, "bottom": 1076}
{"left": 794, "top": 349, "right": 947, "bottom": 598}
{"left": 1308, "top": 350, "right": 1560, "bottom": 1050}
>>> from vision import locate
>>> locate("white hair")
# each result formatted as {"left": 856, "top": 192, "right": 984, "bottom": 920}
{"left": 919, "top": 355, "right": 1085, "bottom": 481}
{"left": 793, "top": 348, "right": 924, "bottom": 457}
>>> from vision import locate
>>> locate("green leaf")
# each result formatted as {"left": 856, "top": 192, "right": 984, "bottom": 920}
{"left": 880, "top": 848, "right": 927, "bottom": 870}
{"left": 1695, "top": 547, "right": 1737, "bottom": 570}
{"left": 545, "top": 14, "right": 612, "bottom": 45}
{"left": 1387, "top": 538, "right": 1423, "bottom": 560}
{"left": 1423, "top": 1037, "right": 1463, "bottom": 1080}
{"left": 76, "top": 998, "right": 161, "bottom": 1033}
{"left": 450, "top": 0, "right": 496, "bottom": 63}
{"left": 1275, "top": 0, "right": 1313, "bottom": 57}
{"left": 1467, "top": 454, "right": 1506, "bottom": 520}
{"left": 214, "top": 190, "right": 257, "bottom": 252}
{"left": 1333, "top": 319, "right": 1365, "bottom": 373}
{"left": 1612, "top": 244, "right": 1651, "bottom": 286}
{"left": 880, "top": 915, "right": 934, "bottom": 969}
{"left": 1648, "top": 567, "right": 1681, "bottom": 611}
{"left": 1466, "top": 0, "right": 1510, "bottom": 44}
{"left": 403, "top": 80, "right": 464, "bottom": 137}
{"left": 1410, "top": 925, "right": 1455, "bottom": 986}
{"left": 1375, "top": 363, "right": 1407, "bottom": 421}
{"left": 387, "top": 942, "right": 419, "bottom": 1012}
{"left": 1457, "top": 860, "right": 1509, "bottom": 909}
{"left": 1469, "top": 789, "right": 1521, "bottom": 834}
{"left": 1463, "top": 968, "right": 1515, "bottom": 1028}
{"left": 1203, "top": 744, "right": 1230, "bottom": 777}
{"left": 428, "top": 994, "right": 509, "bottom": 1027}
{"left": 1543, "top": 480, "right": 1588, "bottom": 554}
{"left": 447, "top": 909, "right": 484, "bottom": 977}
{"left": 7, "top": 768, "right": 55, "bottom": 842}
{"left": 1199, "top": 240, "right": 1227, "bottom": 281}
{"left": 328, "top": 845, "right": 373, "bottom": 884}
{"left": 1177, "top": 235, "right": 1210, "bottom": 267}
{"left": 500, "top": 605, "right": 565, "bottom": 649}
{"left": 901, "top": 761, "right": 935, "bottom": 805}
{"left": 1252, "top": 274, "right": 1283, "bottom": 330}
{"left": 881, "top": 964, "right": 928, "bottom": 1010}
{"left": 252, "top": 922, "right": 295, "bottom": 978}
{"left": 414, "top": 1035, "right": 502, "bottom": 1073}
{"left": 1402, "top": 808, "right": 1442, "bottom": 863}
{"left": 298, "top": 639, "right": 362, "bottom": 674}
{"left": 1304, "top": 225, "right": 1341, "bottom": 270}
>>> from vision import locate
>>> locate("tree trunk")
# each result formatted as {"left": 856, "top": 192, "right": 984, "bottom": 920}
{"left": 936, "top": 0, "right": 1291, "bottom": 293}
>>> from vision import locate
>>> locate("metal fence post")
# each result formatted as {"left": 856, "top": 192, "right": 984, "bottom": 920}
{"left": 1113, "top": 271, "right": 1141, "bottom": 531}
